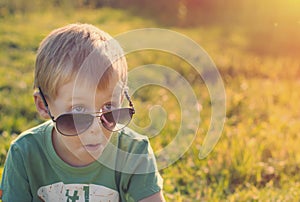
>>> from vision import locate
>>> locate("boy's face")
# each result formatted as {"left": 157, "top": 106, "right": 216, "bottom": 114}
{"left": 48, "top": 74, "right": 122, "bottom": 166}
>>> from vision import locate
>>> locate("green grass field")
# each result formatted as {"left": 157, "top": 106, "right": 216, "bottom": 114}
{"left": 0, "top": 8, "right": 300, "bottom": 201}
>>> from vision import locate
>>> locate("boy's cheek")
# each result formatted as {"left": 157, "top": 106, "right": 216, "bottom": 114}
{"left": 103, "top": 130, "right": 113, "bottom": 140}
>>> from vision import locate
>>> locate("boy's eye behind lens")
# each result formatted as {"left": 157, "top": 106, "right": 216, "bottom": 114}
{"left": 100, "top": 109, "right": 133, "bottom": 131}
{"left": 73, "top": 114, "right": 95, "bottom": 134}
{"left": 100, "top": 112, "right": 117, "bottom": 130}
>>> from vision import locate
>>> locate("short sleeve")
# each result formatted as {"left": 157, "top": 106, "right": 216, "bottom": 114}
{"left": 0, "top": 144, "right": 32, "bottom": 202}
{"left": 116, "top": 132, "right": 163, "bottom": 201}
{"left": 124, "top": 170, "right": 163, "bottom": 201}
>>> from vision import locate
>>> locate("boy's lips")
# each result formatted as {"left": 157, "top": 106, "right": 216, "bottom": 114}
{"left": 84, "top": 143, "right": 102, "bottom": 152}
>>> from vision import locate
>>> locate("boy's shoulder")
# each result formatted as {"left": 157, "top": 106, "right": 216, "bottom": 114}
{"left": 11, "top": 121, "right": 52, "bottom": 147}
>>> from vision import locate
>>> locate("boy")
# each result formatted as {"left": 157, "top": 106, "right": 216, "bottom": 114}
{"left": 0, "top": 23, "right": 165, "bottom": 202}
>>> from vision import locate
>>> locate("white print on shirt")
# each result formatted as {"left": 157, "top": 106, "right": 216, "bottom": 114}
{"left": 37, "top": 182, "right": 119, "bottom": 202}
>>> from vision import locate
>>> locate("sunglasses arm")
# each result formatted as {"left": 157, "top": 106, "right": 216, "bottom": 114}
{"left": 38, "top": 87, "right": 56, "bottom": 121}
{"left": 124, "top": 91, "right": 135, "bottom": 114}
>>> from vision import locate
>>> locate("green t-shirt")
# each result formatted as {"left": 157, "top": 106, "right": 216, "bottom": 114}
{"left": 0, "top": 121, "right": 163, "bottom": 202}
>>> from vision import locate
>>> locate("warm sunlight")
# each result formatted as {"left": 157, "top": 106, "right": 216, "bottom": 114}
{"left": 0, "top": 0, "right": 300, "bottom": 201}
{"left": 237, "top": 0, "right": 300, "bottom": 56}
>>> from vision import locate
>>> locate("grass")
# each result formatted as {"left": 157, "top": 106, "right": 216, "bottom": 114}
{"left": 1, "top": 7, "right": 300, "bottom": 201}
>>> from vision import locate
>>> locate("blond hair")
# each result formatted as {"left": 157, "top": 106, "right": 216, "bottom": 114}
{"left": 34, "top": 23, "right": 127, "bottom": 98}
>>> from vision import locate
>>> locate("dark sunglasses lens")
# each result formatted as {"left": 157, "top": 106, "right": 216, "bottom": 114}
{"left": 101, "top": 108, "right": 133, "bottom": 131}
{"left": 56, "top": 113, "right": 94, "bottom": 136}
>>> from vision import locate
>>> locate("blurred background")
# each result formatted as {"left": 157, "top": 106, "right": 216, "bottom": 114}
{"left": 1, "top": 0, "right": 300, "bottom": 56}
{"left": 0, "top": 0, "right": 300, "bottom": 201}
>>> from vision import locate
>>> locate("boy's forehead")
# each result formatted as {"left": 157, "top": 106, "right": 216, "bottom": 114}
{"left": 72, "top": 76, "right": 122, "bottom": 96}
{"left": 56, "top": 77, "right": 123, "bottom": 105}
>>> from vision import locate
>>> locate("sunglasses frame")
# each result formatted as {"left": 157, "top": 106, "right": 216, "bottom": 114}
{"left": 38, "top": 87, "right": 135, "bottom": 136}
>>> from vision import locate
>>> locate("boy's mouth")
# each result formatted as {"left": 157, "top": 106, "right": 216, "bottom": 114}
{"left": 84, "top": 143, "right": 102, "bottom": 152}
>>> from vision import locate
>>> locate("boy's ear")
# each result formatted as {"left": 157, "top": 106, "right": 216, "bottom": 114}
{"left": 33, "top": 92, "right": 50, "bottom": 119}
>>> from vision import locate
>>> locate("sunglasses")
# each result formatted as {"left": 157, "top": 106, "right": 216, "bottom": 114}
{"left": 38, "top": 87, "right": 135, "bottom": 136}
